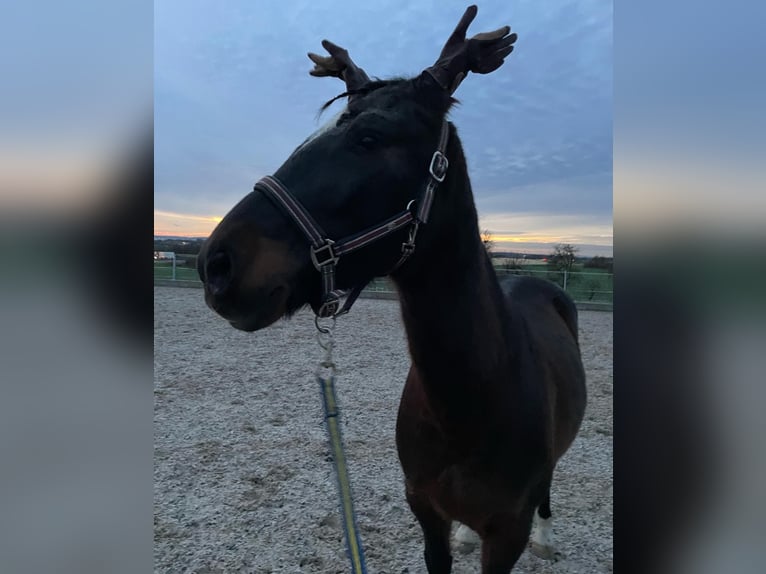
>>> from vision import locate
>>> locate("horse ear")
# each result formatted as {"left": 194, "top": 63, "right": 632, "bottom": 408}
{"left": 307, "top": 40, "right": 371, "bottom": 97}
{"left": 423, "top": 5, "right": 517, "bottom": 95}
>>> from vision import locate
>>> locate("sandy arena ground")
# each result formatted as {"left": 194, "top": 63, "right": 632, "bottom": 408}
{"left": 154, "top": 286, "right": 613, "bottom": 573}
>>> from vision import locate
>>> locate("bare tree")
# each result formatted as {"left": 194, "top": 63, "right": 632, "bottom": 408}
{"left": 548, "top": 243, "right": 578, "bottom": 272}
{"left": 481, "top": 229, "right": 495, "bottom": 254}
{"left": 504, "top": 253, "right": 524, "bottom": 270}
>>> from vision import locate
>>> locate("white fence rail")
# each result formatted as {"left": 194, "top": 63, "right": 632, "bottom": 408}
{"left": 154, "top": 253, "right": 613, "bottom": 307}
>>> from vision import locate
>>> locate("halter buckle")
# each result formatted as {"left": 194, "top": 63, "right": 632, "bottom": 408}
{"left": 429, "top": 151, "right": 449, "bottom": 182}
{"left": 317, "top": 297, "right": 340, "bottom": 319}
{"left": 310, "top": 240, "right": 339, "bottom": 270}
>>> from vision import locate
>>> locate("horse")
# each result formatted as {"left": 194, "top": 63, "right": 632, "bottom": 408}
{"left": 197, "top": 6, "right": 586, "bottom": 572}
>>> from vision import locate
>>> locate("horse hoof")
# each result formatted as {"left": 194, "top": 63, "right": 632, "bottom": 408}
{"left": 529, "top": 541, "right": 561, "bottom": 562}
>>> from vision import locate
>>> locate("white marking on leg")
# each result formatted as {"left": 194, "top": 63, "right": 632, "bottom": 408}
{"left": 455, "top": 523, "right": 480, "bottom": 544}
{"left": 530, "top": 511, "right": 555, "bottom": 558}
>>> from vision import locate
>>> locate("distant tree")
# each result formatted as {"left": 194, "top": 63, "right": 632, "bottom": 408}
{"left": 481, "top": 230, "right": 494, "bottom": 254}
{"left": 153, "top": 238, "right": 205, "bottom": 255}
{"left": 584, "top": 256, "right": 613, "bottom": 272}
{"left": 504, "top": 254, "right": 524, "bottom": 270}
{"left": 548, "top": 243, "right": 578, "bottom": 272}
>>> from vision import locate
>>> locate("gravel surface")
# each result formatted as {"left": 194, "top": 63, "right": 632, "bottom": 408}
{"left": 154, "top": 286, "right": 613, "bottom": 573}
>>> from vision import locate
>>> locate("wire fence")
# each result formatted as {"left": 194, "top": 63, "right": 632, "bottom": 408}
{"left": 154, "top": 254, "right": 613, "bottom": 307}
{"left": 360, "top": 268, "right": 612, "bottom": 305}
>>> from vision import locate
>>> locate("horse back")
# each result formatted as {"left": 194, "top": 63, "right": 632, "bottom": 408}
{"left": 501, "top": 274, "right": 579, "bottom": 343}
{"left": 501, "top": 274, "right": 587, "bottom": 460}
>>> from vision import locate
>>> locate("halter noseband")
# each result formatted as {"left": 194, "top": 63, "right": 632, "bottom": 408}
{"left": 254, "top": 119, "right": 450, "bottom": 318}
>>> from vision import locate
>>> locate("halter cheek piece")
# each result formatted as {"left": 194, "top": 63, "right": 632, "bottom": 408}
{"left": 254, "top": 119, "right": 450, "bottom": 319}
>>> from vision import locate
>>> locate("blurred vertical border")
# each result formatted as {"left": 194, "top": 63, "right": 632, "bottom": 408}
{"left": 615, "top": 1, "right": 766, "bottom": 573}
{"left": 0, "top": 1, "right": 153, "bottom": 573}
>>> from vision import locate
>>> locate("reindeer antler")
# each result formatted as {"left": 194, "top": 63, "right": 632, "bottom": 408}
{"left": 425, "top": 5, "right": 517, "bottom": 94}
{"left": 307, "top": 40, "right": 371, "bottom": 94}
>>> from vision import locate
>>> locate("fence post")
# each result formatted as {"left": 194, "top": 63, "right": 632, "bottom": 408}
{"left": 172, "top": 252, "right": 176, "bottom": 281}
{"left": 563, "top": 269, "right": 568, "bottom": 291}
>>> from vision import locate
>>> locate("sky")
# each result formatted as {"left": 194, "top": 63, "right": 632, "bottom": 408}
{"left": 154, "top": 0, "right": 612, "bottom": 256}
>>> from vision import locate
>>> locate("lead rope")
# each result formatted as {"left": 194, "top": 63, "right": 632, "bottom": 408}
{"left": 315, "top": 315, "right": 368, "bottom": 574}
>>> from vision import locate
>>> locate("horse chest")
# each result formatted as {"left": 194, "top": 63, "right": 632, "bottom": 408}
{"left": 396, "top": 388, "right": 539, "bottom": 486}
{"left": 396, "top": 366, "right": 551, "bottom": 524}
{"left": 407, "top": 459, "right": 533, "bottom": 529}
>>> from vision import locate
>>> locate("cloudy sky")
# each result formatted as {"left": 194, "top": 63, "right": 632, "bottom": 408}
{"left": 155, "top": 0, "right": 612, "bottom": 256}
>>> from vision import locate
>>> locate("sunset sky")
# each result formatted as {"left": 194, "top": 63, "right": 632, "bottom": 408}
{"left": 155, "top": 0, "right": 612, "bottom": 256}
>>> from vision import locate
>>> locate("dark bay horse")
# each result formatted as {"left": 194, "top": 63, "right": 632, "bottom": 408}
{"left": 197, "top": 6, "right": 586, "bottom": 572}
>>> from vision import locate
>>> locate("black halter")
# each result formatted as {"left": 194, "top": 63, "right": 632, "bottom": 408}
{"left": 254, "top": 119, "right": 450, "bottom": 318}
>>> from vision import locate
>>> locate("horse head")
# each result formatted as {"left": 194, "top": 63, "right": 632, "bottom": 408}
{"left": 197, "top": 5, "right": 516, "bottom": 331}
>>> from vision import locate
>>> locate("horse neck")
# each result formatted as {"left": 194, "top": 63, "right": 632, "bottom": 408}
{"left": 392, "top": 136, "right": 512, "bottom": 402}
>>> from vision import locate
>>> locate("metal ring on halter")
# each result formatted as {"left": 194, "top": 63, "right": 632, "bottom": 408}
{"left": 317, "top": 298, "right": 340, "bottom": 319}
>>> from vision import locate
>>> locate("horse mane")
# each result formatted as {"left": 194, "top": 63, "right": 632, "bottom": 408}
{"left": 318, "top": 77, "right": 459, "bottom": 116}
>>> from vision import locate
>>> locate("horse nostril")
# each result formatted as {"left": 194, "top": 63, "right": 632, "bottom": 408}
{"left": 205, "top": 250, "right": 233, "bottom": 296}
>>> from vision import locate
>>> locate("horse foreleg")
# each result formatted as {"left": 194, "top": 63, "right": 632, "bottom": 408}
{"left": 406, "top": 488, "right": 453, "bottom": 574}
{"left": 480, "top": 510, "right": 534, "bottom": 574}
